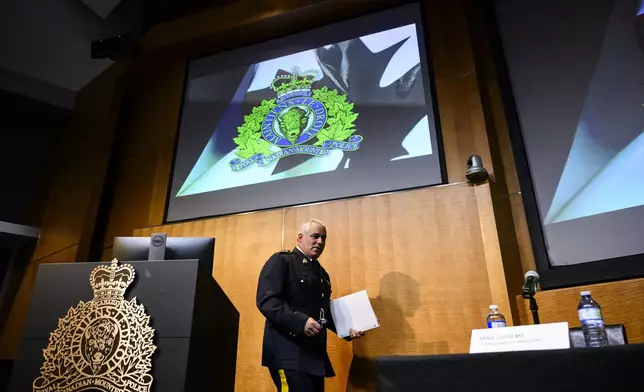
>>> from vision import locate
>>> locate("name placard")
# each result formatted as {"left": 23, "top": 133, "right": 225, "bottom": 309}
{"left": 469, "top": 322, "right": 570, "bottom": 354}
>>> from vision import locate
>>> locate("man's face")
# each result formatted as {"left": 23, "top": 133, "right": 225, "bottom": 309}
{"left": 297, "top": 223, "right": 327, "bottom": 259}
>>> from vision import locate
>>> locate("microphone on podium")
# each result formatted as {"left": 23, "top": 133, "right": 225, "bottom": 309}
{"left": 522, "top": 270, "right": 540, "bottom": 298}
{"left": 522, "top": 270, "right": 541, "bottom": 325}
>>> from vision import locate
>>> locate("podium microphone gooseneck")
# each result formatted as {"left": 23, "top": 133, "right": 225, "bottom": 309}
{"left": 522, "top": 271, "right": 540, "bottom": 325}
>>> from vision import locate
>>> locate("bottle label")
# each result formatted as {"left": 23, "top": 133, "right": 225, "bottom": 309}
{"left": 578, "top": 308, "right": 604, "bottom": 326}
{"left": 487, "top": 321, "right": 506, "bottom": 328}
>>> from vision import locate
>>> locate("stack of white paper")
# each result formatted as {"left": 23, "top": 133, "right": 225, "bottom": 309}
{"left": 329, "top": 290, "right": 380, "bottom": 339}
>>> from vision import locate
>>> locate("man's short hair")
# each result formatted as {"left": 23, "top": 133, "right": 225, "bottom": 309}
{"left": 300, "top": 219, "right": 326, "bottom": 234}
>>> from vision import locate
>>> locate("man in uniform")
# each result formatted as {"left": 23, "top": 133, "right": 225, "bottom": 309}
{"left": 256, "top": 219, "right": 364, "bottom": 391}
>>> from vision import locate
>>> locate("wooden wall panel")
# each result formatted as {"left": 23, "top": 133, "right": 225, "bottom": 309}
{"left": 433, "top": 74, "right": 491, "bottom": 183}
{"left": 516, "top": 278, "right": 644, "bottom": 344}
{"left": 427, "top": 0, "right": 494, "bottom": 183}
{"left": 0, "top": 0, "right": 525, "bottom": 386}
{"left": 283, "top": 184, "right": 497, "bottom": 392}
{"left": 32, "top": 63, "right": 128, "bottom": 263}
{"left": 93, "top": 0, "right": 501, "bottom": 266}
{"left": 475, "top": 184, "right": 517, "bottom": 325}
{"left": 509, "top": 193, "right": 537, "bottom": 273}
{"left": 462, "top": 0, "right": 527, "bottom": 316}
{"left": 141, "top": 0, "right": 322, "bottom": 53}
{"left": 0, "top": 63, "right": 128, "bottom": 358}
{"left": 136, "top": 210, "right": 285, "bottom": 392}
{"left": 133, "top": 183, "right": 505, "bottom": 392}
{"left": 140, "top": 0, "right": 432, "bottom": 62}
{"left": 464, "top": 0, "right": 644, "bottom": 343}
{"left": 102, "top": 0, "right": 499, "bottom": 255}
{"left": 101, "top": 60, "right": 187, "bottom": 255}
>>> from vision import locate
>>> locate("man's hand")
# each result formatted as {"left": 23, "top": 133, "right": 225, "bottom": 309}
{"left": 304, "top": 318, "right": 321, "bottom": 337}
{"left": 348, "top": 328, "right": 365, "bottom": 339}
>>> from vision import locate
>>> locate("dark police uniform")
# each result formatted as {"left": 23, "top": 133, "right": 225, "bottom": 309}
{"left": 256, "top": 247, "right": 337, "bottom": 391}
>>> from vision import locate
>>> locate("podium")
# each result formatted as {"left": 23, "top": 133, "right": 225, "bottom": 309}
{"left": 8, "top": 257, "right": 239, "bottom": 391}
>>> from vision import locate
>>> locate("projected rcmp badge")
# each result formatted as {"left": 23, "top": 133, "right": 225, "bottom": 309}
{"left": 229, "top": 68, "right": 363, "bottom": 171}
{"left": 33, "top": 259, "right": 156, "bottom": 392}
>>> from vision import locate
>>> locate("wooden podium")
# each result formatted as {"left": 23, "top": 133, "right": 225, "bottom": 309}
{"left": 7, "top": 257, "right": 239, "bottom": 391}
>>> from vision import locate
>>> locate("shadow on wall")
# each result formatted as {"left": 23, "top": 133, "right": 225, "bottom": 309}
{"left": 346, "top": 272, "right": 449, "bottom": 392}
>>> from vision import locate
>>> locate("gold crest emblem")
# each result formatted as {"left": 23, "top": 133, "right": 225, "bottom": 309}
{"left": 33, "top": 258, "right": 156, "bottom": 392}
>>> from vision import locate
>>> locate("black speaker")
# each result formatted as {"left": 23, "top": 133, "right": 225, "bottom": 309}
{"left": 466, "top": 155, "right": 489, "bottom": 183}
{"left": 91, "top": 35, "right": 136, "bottom": 60}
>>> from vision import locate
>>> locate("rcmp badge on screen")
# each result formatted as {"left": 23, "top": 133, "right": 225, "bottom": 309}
{"left": 33, "top": 259, "right": 156, "bottom": 392}
{"left": 229, "top": 67, "right": 363, "bottom": 171}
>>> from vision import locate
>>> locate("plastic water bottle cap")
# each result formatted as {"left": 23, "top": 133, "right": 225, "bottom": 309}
{"left": 580, "top": 291, "right": 591, "bottom": 296}
{"left": 489, "top": 305, "right": 498, "bottom": 310}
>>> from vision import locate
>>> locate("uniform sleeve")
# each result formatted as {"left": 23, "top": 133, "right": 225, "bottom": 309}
{"left": 256, "top": 253, "right": 310, "bottom": 335}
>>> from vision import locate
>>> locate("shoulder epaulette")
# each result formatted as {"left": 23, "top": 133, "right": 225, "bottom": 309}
{"left": 277, "top": 249, "right": 292, "bottom": 254}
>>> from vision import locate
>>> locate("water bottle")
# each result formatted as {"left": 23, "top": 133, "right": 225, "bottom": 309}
{"left": 577, "top": 291, "right": 608, "bottom": 347}
{"left": 486, "top": 305, "right": 506, "bottom": 328}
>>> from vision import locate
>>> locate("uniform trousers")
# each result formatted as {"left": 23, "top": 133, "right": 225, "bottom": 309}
{"left": 269, "top": 368, "right": 324, "bottom": 392}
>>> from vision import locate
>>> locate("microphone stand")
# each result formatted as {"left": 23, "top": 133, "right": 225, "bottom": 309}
{"left": 522, "top": 280, "right": 540, "bottom": 325}
{"left": 528, "top": 295, "right": 540, "bottom": 325}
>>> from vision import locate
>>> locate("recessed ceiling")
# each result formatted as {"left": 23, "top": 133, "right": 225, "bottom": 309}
{"left": 78, "top": 0, "right": 125, "bottom": 19}
{"left": 0, "top": 0, "right": 141, "bottom": 108}
{"left": 0, "top": 0, "right": 243, "bottom": 108}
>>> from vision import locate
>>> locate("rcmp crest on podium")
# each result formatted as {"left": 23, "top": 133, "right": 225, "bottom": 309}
{"left": 33, "top": 259, "right": 156, "bottom": 392}
{"left": 229, "top": 67, "right": 363, "bottom": 171}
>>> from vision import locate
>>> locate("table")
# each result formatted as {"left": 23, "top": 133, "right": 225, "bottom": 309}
{"left": 376, "top": 345, "right": 644, "bottom": 391}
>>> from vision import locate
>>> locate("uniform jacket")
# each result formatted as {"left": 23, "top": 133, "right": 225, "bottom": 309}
{"left": 256, "top": 248, "right": 338, "bottom": 377}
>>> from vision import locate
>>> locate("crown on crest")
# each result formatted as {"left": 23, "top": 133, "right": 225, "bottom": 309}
{"left": 271, "top": 67, "right": 318, "bottom": 100}
{"left": 89, "top": 258, "right": 135, "bottom": 300}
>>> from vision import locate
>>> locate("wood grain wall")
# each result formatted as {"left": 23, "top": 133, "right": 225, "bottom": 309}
{"left": 0, "top": 0, "right": 521, "bottom": 368}
{"left": 117, "top": 1, "right": 520, "bottom": 389}
{"left": 7, "top": 2, "right": 644, "bottom": 392}
{"left": 95, "top": 0, "right": 503, "bottom": 249}
{"left": 98, "top": 59, "right": 187, "bottom": 260}
{"left": 134, "top": 183, "right": 508, "bottom": 392}
{"left": 0, "top": 63, "right": 129, "bottom": 357}
{"left": 516, "top": 278, "right": 644, "bottom": 344}
{"left": 466, "top": 0, "right": 538, "bottom": 275}
{"left": 467, "top": 0, "right": 644, "bottom": 345}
